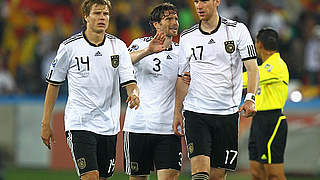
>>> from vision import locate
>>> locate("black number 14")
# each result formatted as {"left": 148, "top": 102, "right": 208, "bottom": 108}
{"left": 75, "top": 56, "right": 90, "bottom": 71}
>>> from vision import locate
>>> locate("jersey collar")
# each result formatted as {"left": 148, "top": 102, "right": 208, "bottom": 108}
{"left": 199, "top": 17, "right": 221, "bottom": 35}
{"left": 82, "top": 30, "right": 106, "bottom": 47}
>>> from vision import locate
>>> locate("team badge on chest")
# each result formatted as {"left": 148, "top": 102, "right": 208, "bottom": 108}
{"left": 111, "top": 55, "right": 119, "bottom": 68}
{"left": 224, "top": 40, "right": 235, "bottom": 53}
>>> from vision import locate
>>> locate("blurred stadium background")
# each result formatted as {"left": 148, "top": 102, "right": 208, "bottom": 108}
{"left": 0, "top": 0, "right": 319, "bottom": 179}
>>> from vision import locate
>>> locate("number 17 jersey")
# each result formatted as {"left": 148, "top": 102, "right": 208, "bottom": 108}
{"left": 123, "top": 37, "right": 181, "bottom": 134}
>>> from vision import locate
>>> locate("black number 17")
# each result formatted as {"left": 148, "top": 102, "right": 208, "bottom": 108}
{"left": 191, "top": 46, "right": 203, "bottom": 60}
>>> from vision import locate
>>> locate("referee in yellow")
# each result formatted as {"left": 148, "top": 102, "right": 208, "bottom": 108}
{"left": 243, "top": 28, "right": 289, "bottom": 180}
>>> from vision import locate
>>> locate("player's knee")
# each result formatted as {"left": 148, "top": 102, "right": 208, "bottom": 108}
{"left": 267, "top": 172, "right": 286, "bottom": 180}
{"left": 158, "top": 169, "right": 180, "bottom": 180}
{"left": 81, "top": 170, "right": 99, "bottom": 180}
{"left": 192, "top": 172, "right": 209, "bottom": 180}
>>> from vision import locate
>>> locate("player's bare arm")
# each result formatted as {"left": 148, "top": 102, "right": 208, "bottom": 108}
{"left": 130, "top": 32, "right": 166, "bottom": 64}
{"left": 125, "top": 83, "right": 140, "bottom": 110}
{"left": 239, "top": 59, "right": 259, "bottom": 117}
{"left": 41, "top": 84, "right": 60, "bottom": 150}
{"left": 173, "top": 77, "right": 189, "bottom": 136}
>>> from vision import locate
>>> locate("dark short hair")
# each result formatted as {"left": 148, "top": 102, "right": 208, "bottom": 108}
{"left": 149, "top": 3, "right": 178, "bottom": 34}
{"left": 81, "top": 0, "right": 111, "bottom": 24}
{"left": 149, "top": 3, "right": 178, "bottom": 23}
{"left": 256, "top": 28, "right": 279, "bottom": 51}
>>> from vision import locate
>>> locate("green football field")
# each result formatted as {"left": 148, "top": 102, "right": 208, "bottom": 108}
{"left": 2, "top": 168, "right": 319, "bottom": 180}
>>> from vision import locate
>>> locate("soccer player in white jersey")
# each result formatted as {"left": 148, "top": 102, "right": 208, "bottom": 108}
{"left": 173, "top": 0, "right": 259, "bottom": 180}
{"left": 123, "top": 3, "right": 182, "bottom": 180}
{"left": 40, "top": 0, "right": 140, "bottom": 179}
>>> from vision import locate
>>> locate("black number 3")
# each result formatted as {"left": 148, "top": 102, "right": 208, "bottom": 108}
{"left": 153, "top": 58, "right": 161, "bottom": 72}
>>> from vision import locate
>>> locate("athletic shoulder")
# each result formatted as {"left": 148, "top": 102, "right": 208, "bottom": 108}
{"left": 62, "top": 32, "right": 83, "bottom": 45}
{"left": 221, "top": 17, "right": 238, "bottom": 27}
{"left": 180, "top": 24, "right": 199, "bottom": 37}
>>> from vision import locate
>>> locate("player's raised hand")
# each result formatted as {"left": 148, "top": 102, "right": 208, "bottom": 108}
{"left": 147, "top": 32, "right": 166, "bottom": 54}
{"left": 238, "top": 100, "right": 256, "bottom": 117}
{"left": 41, "top": 122, "right": 55, "bottom": 150}
{"left": 173, "top": 111, "right": 184, "bottom": 136}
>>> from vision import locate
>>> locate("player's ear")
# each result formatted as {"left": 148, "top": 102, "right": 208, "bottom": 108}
{"left": 152, "top": 22, "right": 160, "bottom": 31}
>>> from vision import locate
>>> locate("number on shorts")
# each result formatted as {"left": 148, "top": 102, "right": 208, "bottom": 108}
{"left": 108, "top": 158, "right": 115, "bottom": 173}
{"left": 178, "top": 152, "right": 183, "bottom": 167}
{"left": 224, "top": 150, "right": 238, "bottom": 164}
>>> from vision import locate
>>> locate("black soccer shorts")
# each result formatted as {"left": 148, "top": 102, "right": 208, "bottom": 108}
{"left": 249, "top": 109, "right": 287, "bottom": 164}
{"left": 184, "top": 110, "right": 239, "bottom": 171}
{"left": 65, "top": 130, "right": 117, "bottom": 178}
{"left": 123, "top": 131, "right": 182, "bottom": 176}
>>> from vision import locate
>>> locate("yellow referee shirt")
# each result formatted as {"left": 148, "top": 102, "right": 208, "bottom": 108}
{"left": 243, "top": 53, "right": 289, "bottom": 111}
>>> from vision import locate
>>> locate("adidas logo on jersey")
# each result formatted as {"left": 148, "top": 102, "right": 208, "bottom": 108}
{"left": 167, "top": 55, "right": 172, "bottom": 60}
{"left": 95, "top": 51, "right": 102, "bottom": 56}
{"left": 208, "top": 39, "right": 215, "bottom": 44}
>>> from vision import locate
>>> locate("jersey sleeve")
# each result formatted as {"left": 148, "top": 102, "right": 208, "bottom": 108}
{"left": 128, "top": 39, "right": 142, "bottom": 52}
{"left": 243, "top": 63, "right": 282, "bottom": 88}
{"left": 46, "top": 43, "right": 69, "bottom": 85}
{"left": 178, "top": 37, "right": 190, "bottom": 76}
{"left": 237, "top": 23, "right": 257, "bottom": 61}
{"left": 118, "top": 40, "right": 137, "bottom": 87}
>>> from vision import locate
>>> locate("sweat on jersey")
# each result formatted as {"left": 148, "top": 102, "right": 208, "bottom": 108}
{"left": 123, "top": 37, "right": 181, "bottom": 134}
{"left": 46, "top": 31, "right": 136, "bottom": 135}
{"left": 179, "top": 17, "right": 257, "bottom": 115}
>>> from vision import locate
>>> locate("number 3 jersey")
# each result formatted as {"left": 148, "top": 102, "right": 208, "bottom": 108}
{"left": 123, "top": 37, "right": 181, "bottom": 134}
{"left": 46, "top": 32, "right": 136, "bottom": 135}
{"left": 179, "top": 17, "right": 256, "bottom": 115}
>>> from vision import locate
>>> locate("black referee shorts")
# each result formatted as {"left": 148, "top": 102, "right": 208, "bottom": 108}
{"left": 249, "top": 109, "right": 288, "bottom": 164}
{"left": 184, "top": 110, "right": 239, "bottom": 171}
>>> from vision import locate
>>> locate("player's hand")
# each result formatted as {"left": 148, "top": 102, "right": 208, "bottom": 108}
{"left": 173, "top": 111, "right": 184, "bottom": 136}
{"left": 126, "top": 94, "right": 140, "bottom": 110}
{"left": 182, "top": 72, "right": 191, "bottom": 85}
{"left": 238, "top": 100, "right": 256, "bottom": 117}
{"left": 41, "top": 122, "right": 55, "bottom": 150}
{"left": 147, "top": 32, "right": 166, "bottom": 54}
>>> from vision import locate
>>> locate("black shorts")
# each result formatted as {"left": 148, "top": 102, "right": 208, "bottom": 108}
{"left": 184, "top": 110, "right": 239, "bottom": 171}
{"left": 123, "top": 132, "right": 182, "bottom": 176}
{"left": 65, "top": 130, "right": 117, "bottom": 178}
{"left": 249, "top": 109, "right": 287, "bottom": 164}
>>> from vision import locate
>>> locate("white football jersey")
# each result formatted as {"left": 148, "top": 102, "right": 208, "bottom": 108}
{"left": 123, "top": 37, "right": 180, "bottom": 134}
{"left": 46, "top": 31, "right": 136, "bottom": 135}
{"left": 179, "top": 17, "right": 256, "bottom": 115}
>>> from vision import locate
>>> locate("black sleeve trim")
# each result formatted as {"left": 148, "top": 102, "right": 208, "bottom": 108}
{"left": 46, "top": 78, "right": 64, "bottom": 86}
{"left": 121, "top": 80, "right": 137, "bottom": 87}
{"left": 242, "top": 56, "right": 257, "bottom": 61}
{"left": 282, "top": 80, "right": 288, "bottom": 85}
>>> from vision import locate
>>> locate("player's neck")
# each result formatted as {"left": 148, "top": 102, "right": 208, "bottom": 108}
{"left": 84, "top": 28, "right": 105, "bottom": 45}
{"left": 261, "top": 50, "right": 277, "bottom": 62}
{"left": 200, "top": 12, "right": 219, "bottom": 33}
{"left": 163, "top": 36, "right": 173, "bottom": 49}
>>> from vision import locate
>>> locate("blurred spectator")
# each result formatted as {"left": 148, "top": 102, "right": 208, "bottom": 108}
{"left": 219, "top": 0, "right": 248, "bottom": 24}
{"left": 305, "top": 24, "right": 320, "bottom": 85}
{"left": 0, "top": 50, "right": 16, "bottom": 95}
{"left": 250, "top": 1, "right": 287, "bottom": 37}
